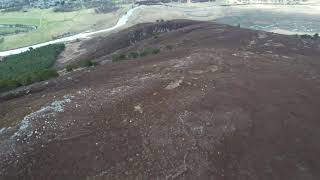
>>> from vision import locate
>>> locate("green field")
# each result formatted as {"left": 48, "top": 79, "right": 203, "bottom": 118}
{"left": 0, "top": 25, "right": 35, "bottom": 36}
{"left": 0, "top": 5, "right": 130, "bottom": 51}
{"left": 0, "top": 27, "right": 26, "bottom": 33}
{"left": 0, "top": 17, "right": 40, "bottom": 26}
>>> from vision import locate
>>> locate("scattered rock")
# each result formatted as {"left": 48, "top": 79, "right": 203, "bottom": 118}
{"left": 134, "top": 105, "right": 143, "bottom": 114}
{"left": 165, "top": 78, "right": 184, "bottom": 90}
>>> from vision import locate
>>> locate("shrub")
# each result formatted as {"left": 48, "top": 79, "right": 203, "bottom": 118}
{"left": 128, "top": 51, "right": 139, "bottom": 59}
{"left": 300, "top": 34, "right": 312, "bottom": 39}
{"left": 112, "top": 48, "right": 161, "bottom": 63}
{"left": 112, "top": 54, "right": 127, "bottom": 62}
{"left": 151, "top": 48, "right": 161, "bottom": 54}
{"left": 140, "top": 48, "right": 160, "bottom": 56}
{"left": 53, "top": 4, "right": 81, "bottom": 12}
{"left": 38, "top": 69, "right": 59, "bottom": 80}
{"left": 139, "top": 49, "right": 151, "bottom": 57}
{"left": 17, "top": 75, "right": 33, "bottom": 86}
{"left": 3, "top": 6, "right": 23, "bottom": 12}
{"left": 165, "top": 45, "right": 173, "bottom": 50}
{"left": 300, "top": 33, "right": 319, "bottom": 40}
{"left": 65, "top": 60, "right": 96, "bottom": 72}
{"left": 94, "top": 4, "right": 118, "bottom": 14}
{"left": 78, "top": 60, "right": 97, "bottom": 67}
{"left": 0, "top": 79, "right": 19, "bottom": 89}
{"left": 66, "top": 64, "right": 76, "bottom": 72}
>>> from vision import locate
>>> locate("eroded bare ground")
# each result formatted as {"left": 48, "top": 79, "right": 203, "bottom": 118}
{"left": 1, "top": 20, "right": 320, "bottom": 180}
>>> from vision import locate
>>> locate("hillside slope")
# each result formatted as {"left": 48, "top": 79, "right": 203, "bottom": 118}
{"left": 1, "top": 20, "right": 320, "bottom": 180}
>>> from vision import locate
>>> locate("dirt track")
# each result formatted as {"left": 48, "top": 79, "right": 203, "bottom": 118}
{"left": 1, "top": 20, "right": 320, "bottom": 180}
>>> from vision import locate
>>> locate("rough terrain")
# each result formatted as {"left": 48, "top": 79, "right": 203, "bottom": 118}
{"left": 1, "top": 20, "right": 320, "bottom": 180}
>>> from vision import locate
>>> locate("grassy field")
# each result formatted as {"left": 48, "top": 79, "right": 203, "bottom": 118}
{"left": 0, "top": 27, "right": 27, "bottom": 33}
{"left": 0, "top": 17, "right": 40, "bottom": 26}
{"left": 0, "top": 26, "right": 35, "bottom": 36}
{"left": 0, "top": 5, "right": 130, "bottom": 51}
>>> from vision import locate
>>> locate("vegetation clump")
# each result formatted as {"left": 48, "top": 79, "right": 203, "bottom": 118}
{"left": 65, "top": 60, "right": 97, "bottom": 72}
{"left": 139, "top": 48, "right": 160, "bottom": 57}
{"left": 66, "top": 64, "right": 77, "bottom": 72}
{"left": 0, "top": 44, "right": 65, "bottom": 92}
{"left": 300, "top": 33, "right": 319, "bottom": 40}
{"left": 78, "top": 59, "right": 97, "bottom": 67}
{"left": 128, "top": 51, "right": 139, "bottom": 59}
{"left": 165, "top": 44, "right": 174, "bottom": 50}
{"left": 112, "top": 53, "right": 127, "bottom": 62}
{"left": 156, "top": 19, "right": 165, "bottom": 23}
{"left": 112, "top": 48, "right": 161, "bottom": 62}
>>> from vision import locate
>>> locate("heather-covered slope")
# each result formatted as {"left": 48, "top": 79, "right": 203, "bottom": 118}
{"left": 1, "top": 20, "right": 320, "bottom": 180}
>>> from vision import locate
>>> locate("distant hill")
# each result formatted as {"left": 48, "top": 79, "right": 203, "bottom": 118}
{"left": 0, "top": 0, "right": 117, "bottom": 10}
{"left": 225, "top": 0, "right": 310, "bottom": 4}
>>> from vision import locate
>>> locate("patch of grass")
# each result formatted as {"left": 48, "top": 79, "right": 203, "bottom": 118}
{"left": 139, "top": 48, "right": 160, "bottom": 57}
{"left": 139, "top": 49, "right": 150, "bottom": 57}
{"left": 66, "top": 64, "right": 77, "bottom": 72}
{"left": 152, "top": 48, "right": 160, "bottom": 54}
{"left": 128, "top": 51, "right": 139, "bottom": 59}
{"left": 0, "top": 26, "right": 35, "bottom": 36}
{"left": 112, "top": 47, "right": 161, "bottom": 62}
{"left": 112, "top": 53, "right": 127, "bottom": 62}
{"left": 165, "top": 44, "right": 174, "bottom": 50}
{"left": 78, "top": 59, "right": 97, "bottom": 67}
{"left": 0, "top": 44, "right": 65, "bottom": 92}
{"left": 0, "top": 17, "right": 40, "bottom": 26}
{"left": 65, "top": 59, "right": 97, "bottom": 72}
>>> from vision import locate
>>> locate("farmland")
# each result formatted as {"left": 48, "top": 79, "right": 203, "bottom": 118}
{"left": 0, "top": 17, "right": 40, "bottom": 26}
{"left": 0, "top": 5, "right": 130, "bottom": 51}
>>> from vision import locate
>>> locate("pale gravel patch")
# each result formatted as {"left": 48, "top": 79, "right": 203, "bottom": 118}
{"left": 0, "top": 127, "right": 6, "bottom": 135}
{"left": 258, "top": 32, "right": 268, "bottom": 39}
{"left": 11, "top": 95, "right": 74, "bottom": 138}
{"left": 165, "top": 79, "right": 184, "bottom": 90}
{"left": 134, "top": 105, "right": 143, "bottom": 114}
